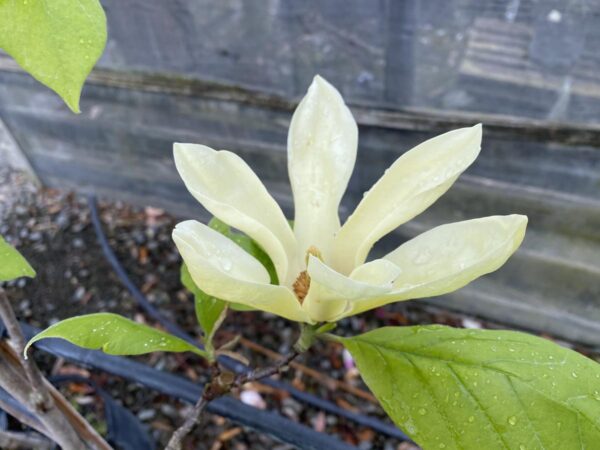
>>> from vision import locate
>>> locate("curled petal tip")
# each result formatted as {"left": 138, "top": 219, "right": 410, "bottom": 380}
{"left": 173, "top": 142, "right": 186, "bottom": 154}
{"left": 506, "top": 214, "right": 528, "bottom": 227}
{"left": 312, "top": 73, "right": 326, "bottom": 84}
{"left": 309, "top": 74, "right": 337, "bottom": 95}
{"left": 455, "top": 123, "right": 482, "bottom": 147}
{"left": 511, "top": 214, "right": 529, "bottom": 232}
{"left": 467, "top": 123, "right": 483, "bottom": 142}
{"left": 172, "top": 220, "right": 195, "bottom": 234}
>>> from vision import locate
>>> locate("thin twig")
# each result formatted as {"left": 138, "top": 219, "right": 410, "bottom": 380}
{"left": 234, "top": 349, "right": 301, "bottom": 385}
{"left": 165, "top": 395, "right": 210, "bottom": 450}
{"left": 165, "top": 324, "right": 318, "bottom": 450}
{"left": 228, "top": 333, "right": 377, "bottom": 403}
{"left": 165, "top": 349, "right": 302, "bottom": 450}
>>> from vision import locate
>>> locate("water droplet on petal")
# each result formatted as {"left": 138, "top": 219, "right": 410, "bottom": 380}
{"left": 219, "top": 258, "right": 233, "bottom": 271}
{"left": 412, "top": 248, "right": 432, "bottom": 265}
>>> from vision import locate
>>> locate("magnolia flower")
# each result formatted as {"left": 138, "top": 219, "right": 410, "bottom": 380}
{"left": 172, "top": 76, "right": 527, "bottom": 324}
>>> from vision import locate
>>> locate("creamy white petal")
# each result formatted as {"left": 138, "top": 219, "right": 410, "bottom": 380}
{"left": 173, "top": 221, "right": 309, "bottom": 323}
{"left": 302, "top": 256, "right": 394, "bottom": 322}
{"left": 332, "top": 124, "right": 482, "bottom": 274}
{"left": 336, "top": 215, "right": 528, "bottom": 318}
{"left": 174, "top": 143, "right": 295, "bottom": 283}
{"left": 349, "top": 259, "right": 402, "bottom": 285}
{"left": 288, "top": 75, "right": 358, "bottom": 267}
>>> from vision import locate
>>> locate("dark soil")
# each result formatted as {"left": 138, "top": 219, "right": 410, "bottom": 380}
{"left": 1, "top": 180, "right": 598, "bottom": 450}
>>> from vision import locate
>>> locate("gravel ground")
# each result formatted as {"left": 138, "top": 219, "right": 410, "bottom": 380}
{"left": 1, "top": 178, "right": 598, "bottom": 450}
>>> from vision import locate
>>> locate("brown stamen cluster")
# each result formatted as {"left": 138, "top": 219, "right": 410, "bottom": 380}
{"left": 293, "top": 270, "right": 311, "bottom": 304}
{"left": 293, "top": 246, "right": 323, "bottom": 304}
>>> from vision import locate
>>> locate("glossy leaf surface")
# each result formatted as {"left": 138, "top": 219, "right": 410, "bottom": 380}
{"left": 342, "top": 325, "right": 600, "bottom": 449}
{"left": 0, "top": 236, "right": 35, "bottom": 282}
{"left": 0, "top": 0, "right": 107, "bottom": 112}
{"left": 26, "top": 313, "right": 207, "bottom": 358}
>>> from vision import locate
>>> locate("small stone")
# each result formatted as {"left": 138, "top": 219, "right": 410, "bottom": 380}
{"left": 137, "top": 409, "right": 156, "bottom": 421}
{"left": 73, "top": 286, "right": 86, "bottom": 301}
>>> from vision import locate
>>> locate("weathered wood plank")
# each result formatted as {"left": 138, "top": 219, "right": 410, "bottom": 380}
{"left": 2, "top": 55, "right": 600, "bottom": 147}
{"left": 6, "top": 0, "right": 600, "bottom": 123}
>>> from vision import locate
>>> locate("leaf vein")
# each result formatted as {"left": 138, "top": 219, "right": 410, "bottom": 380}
{"left": 447, "top": 363, "right": 510, "bottom": 450}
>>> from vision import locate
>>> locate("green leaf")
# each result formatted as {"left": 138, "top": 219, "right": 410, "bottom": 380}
{"left": 181, "top": 263, "right": 226, "bottom": 351}
{"left": 0, "top": 0, "right": 107, "bottom": 113}
{"left": 208, "top": 217, "right": 278, "bottom": 285}
{"left": 341, "top": 325, "right": 600, "bottom": 450}
{"left": 0, "top": 236, "right": 35, "bottom": 282}
{"left": 25, "top": 313, "right": 207, "bottom": 358}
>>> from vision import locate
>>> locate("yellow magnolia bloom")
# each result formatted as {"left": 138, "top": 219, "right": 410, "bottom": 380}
{"left": 172, "top": 75, "right": 527, "bottom": 323}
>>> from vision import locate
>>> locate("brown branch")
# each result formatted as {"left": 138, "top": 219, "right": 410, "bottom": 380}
{"left": 0, "top": 395, "right": 48, "bottom": 436}
{"left": 0, "top": 340, "right": 113, "bottom": 450}
{"left": 0, "top": 288, "right": 112, "bottom": 450}
{"left": 0, "top": 429, "right": 53, "bottom": 450}
{"left": 45, "top": 382, "right": 114, "bottom": 450}
{"left": 0, "top": 344, "right": 83, "bottom": 449}
{"left": 0, "top": 288, "right": 50, "bottom": 411}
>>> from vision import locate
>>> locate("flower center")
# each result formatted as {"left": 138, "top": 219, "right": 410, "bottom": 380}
{"left": 292, "top": 270, "right": 310, "bottom": 304}
{"left": 292, "top": 246, "right": 323, "bottom": 304}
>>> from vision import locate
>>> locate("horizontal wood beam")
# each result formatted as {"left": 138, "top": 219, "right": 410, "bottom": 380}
{"left": 1, "top": 55, "right": 599, "bottom": 148}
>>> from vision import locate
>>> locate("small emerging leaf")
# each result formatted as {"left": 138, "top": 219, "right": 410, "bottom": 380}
{"left": 0, "top": 236, "right": 35, "bottom": 282}
{"left": 0, "top": 0, "right": 107, "bottom": 112}
{"left": 342, "top": 325, "right": 600, "bottom": 449}
{"left": 209, "top": 217, "right": 278, "bottom": 285}
{"left": 26, "top": 313, "right": 207, "bottom": 358}
{"left": 181, "top": 263, "right": 227, "bottom": 351}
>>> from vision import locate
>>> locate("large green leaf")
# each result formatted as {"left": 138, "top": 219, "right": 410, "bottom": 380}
{"left": 341, "top": 325, "right": 600, "bottom": 450}
{"left": 0, "top": 236, "right": 35, "bottom": 282}
{"left": 26, "top": 313, "right": 207, "bottom": 358}
{"left": 181, "top": 263, "right": 226, "bottom": 352}
{"left": 0, "top": 0, "right": 107, "bottom": 113}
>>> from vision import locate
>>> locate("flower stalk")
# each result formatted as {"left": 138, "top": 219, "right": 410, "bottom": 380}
{"left": 165, "top": 323, "right": 318, "bottom": 450}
